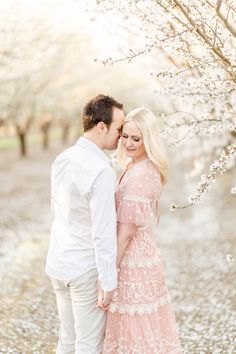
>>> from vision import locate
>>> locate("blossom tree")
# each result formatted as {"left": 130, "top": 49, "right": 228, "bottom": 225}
{"left": 0, "top": 6, "right": 65, "bottom": 155}
{"left": 95, "top": 0, "right": 236, "bottom": 207}
{"left": 0, "top": 3, "right": 91, "bottom": 155}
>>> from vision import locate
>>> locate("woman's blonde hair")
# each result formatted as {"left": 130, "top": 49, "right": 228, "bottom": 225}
{"left": 117, "top": 108, "right": 169, "bottom": 184}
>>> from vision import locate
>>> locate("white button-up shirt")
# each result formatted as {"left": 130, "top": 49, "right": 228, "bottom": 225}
{"left": 45, "top": 137, "right": 117, "bottom": 291}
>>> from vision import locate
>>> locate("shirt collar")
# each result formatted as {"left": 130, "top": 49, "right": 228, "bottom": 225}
{"left": 76, "top": 137, "right": 111, "bottom": 166}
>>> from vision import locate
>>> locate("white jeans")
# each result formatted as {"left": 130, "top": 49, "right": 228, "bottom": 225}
{"left": 51, "top": 269, "right": 106, "bottom": 354}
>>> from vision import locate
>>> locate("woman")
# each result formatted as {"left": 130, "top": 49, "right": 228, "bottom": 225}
{"left": 103, "top": 108, "right": 182, "bottom": 354}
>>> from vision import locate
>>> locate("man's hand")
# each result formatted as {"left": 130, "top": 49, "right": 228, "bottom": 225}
{"left": 96, "top": 282, "right": 114, "bottom": 310}
{"left": 96, "top": 281, "right": 104, "bottom": 309}
{"left": 102, "top": 290, "right": 114, "bottom": 308}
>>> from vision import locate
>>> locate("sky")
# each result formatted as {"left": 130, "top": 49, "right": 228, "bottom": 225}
{"left": 0, "top": 0, "right": 170, "bottom": 113}
{"left": 0, "top": 0, "right": 130, "bottom": 56}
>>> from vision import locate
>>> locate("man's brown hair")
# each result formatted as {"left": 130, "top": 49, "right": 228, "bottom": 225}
{"left": 82, "top": 94, "right": 123, "bottom": 132}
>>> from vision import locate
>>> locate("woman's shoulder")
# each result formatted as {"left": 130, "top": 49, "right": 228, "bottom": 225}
{"left": 126, "top": 160, "right": 161, "bottom": 186}
{"left": 138, "top": 160, "right": 161, "bottom": 178}
{"left": 123, "top": 160, "right": 162, "bottom": 199}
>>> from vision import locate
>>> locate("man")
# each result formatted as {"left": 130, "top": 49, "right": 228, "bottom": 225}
{"left": 46, "top": 94, "right": 124, "bottom": 354}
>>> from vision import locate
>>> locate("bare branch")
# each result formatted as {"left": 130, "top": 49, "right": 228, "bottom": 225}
{"left": 171, "top": 0, "right": 233, "bottom": 69}
{"left": 216, "top": 0, "right": 236, "bottom": 37}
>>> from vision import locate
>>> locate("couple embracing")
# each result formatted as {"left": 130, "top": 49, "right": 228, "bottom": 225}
{"left": 46, "top": 94, "right": 182, "bottom": 354}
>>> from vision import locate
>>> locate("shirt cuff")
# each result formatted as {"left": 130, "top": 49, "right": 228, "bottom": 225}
{"left": 100, "top": 270, "right": 117, "bottom": 291}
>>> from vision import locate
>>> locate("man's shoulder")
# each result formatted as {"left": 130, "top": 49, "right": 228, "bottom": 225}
{"left": 80, "top": 151, "right": 112, "bottom": 176}
{"left": 58, "top": 145, "right": 109, "bottom": 168}
{"left": 52, "top": 143, "right": 113, "bottom": 175}
{"left": 53, "top": 145, "right": 75, "bottom": 162}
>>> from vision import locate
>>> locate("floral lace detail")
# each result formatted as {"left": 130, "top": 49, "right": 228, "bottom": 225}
{"left": 104, "top": 310, "right": 182, "bottom": 353}
{"left": 103, "top": 335, "right": 182, "bottom": 354}
{"left": 103, "top": 160, "right": 182, "bottom": 354}
{"left": 112, "top": 264, "right": 168, "bottom": 307}
{"left": 119, "top": 254, "right": 161, "bottom": 268}
{"left": 116, "top": 198, "right": 159, "bottom": 226}
{"left": 119, "top": 229, "right": 161, "bottom": 269}
{"left": 123, "top": 194, "right": 158, "bottom": 203}
{"left": 116, "top": 160, "right": 162, "bottom": 227}
{"left": 116, "top": 159, "right": 162, "bottom": 203}
{"left": 109, "top": 294, "right": 171, "bottom": 315}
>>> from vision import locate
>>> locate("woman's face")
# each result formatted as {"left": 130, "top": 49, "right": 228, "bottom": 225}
{"left": 121, "top": 121, "right": 147, "bottom": 162}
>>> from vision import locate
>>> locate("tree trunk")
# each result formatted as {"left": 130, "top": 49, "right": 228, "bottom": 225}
{"left": 41, "top": 122, "right": 50, "bottom": 150}
{"left": 16, "top": 125, "right": 27, "bottom": 156}
{"left": 61, "top": 121, "right": 70, "bottom": 144}
{"left": 40, "top": 113, "right": 52, "bottom": 150}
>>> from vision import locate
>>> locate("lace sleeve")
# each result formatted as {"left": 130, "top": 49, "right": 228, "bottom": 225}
{"left": 116, "top": 162, "right": 162, "bottom": 226}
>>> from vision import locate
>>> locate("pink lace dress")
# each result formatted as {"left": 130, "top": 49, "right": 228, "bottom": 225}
{"left": 103, "top": 160, "right": 182, "bottom": 354}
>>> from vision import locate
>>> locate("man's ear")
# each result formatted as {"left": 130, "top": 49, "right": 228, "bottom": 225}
{"left": 97, "top": 122, "right": 108, "bottom": 134}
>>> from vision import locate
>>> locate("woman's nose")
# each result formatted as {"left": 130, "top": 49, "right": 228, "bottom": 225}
{"left": 127, "top": 139, "right": 133, "bottom": 147}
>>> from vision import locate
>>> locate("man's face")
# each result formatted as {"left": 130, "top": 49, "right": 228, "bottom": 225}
{"left": 103, "top": 107, "right": 124, "bottom": 150}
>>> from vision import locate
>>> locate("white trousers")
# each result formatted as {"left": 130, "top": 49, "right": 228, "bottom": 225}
{"left": 51, "top": 269, "right": 106, "bottom": 354}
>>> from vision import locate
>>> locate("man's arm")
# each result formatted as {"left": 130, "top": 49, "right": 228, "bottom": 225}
{"left": 90, "top": 168, "right": 117, "bottom": 294}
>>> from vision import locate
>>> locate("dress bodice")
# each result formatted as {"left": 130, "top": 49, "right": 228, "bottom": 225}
{"left": 115, "top": 159, "right": 162, "bottom": 228}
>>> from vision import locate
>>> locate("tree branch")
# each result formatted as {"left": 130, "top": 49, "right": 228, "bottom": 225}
{"left": 216, "top": 0, "right": 236, "bottom": 37}
{"left": 171, "top": 0, "right": 232, "bottom": 69}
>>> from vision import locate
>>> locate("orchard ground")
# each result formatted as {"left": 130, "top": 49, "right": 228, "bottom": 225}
{"left": 0, "top": 141, "right": 235, "bottom": 354}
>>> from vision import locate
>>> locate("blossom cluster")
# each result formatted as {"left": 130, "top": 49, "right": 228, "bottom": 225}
{"left": 188, "top": 144, "right": 236, "bottom": 203}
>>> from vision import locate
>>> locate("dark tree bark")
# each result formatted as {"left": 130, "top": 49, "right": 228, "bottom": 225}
{"left": 61, "top": 120, "right": 70, "bottom": 144}
{"left": 40, "top": 120, "right": 51, "bottom": 150}
{"left": 16, "top": 124, "right": 27, "bottom": 156}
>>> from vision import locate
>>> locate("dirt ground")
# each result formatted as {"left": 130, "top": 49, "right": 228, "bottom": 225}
{"left": 0, "top": 142, "right": 235, "bottom": 354}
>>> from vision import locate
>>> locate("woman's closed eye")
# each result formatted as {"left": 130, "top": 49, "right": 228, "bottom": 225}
{"left": 122, "top": 134, "right": 140, "bottom": 142}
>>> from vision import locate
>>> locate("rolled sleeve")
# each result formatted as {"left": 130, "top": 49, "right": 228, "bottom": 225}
{"left": 90, "top": 168, "right": 117, "bottom": 291}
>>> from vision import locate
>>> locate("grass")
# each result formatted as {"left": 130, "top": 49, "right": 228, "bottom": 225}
{"left": 0, "top": 129, "right": 65, "bottom": 151}
{"left": 0, "top": 137, "right": 19, "bottom": 150}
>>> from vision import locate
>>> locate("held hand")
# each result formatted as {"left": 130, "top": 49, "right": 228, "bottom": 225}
{"left": 96, "top": 290, "right": 114, "bottom": 311}
{"left": 102, "top": 290, "right": 114, "bottom": 308}
{"left": 96, "top": 281, "right": 104, "bottom": 310}
{"left": 96, "top": 281, "right": 114, "bottom": 310}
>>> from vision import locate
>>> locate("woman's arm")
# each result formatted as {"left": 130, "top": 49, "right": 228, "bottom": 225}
{"left": 116, "top": 222, "right": 137, "bottom": 266}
